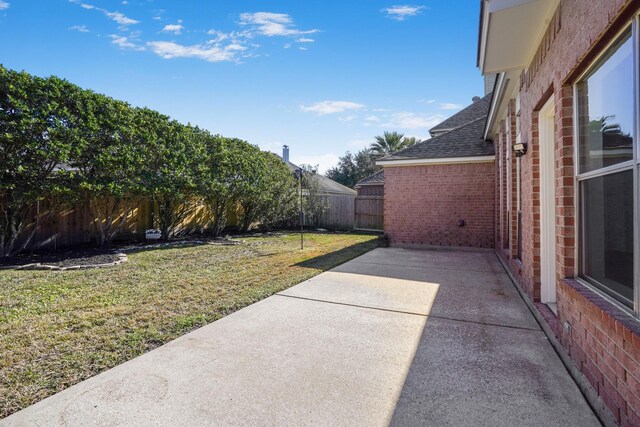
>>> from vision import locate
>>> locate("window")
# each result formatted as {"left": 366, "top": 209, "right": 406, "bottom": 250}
{"left": 576, "top": 27, "right": 637, "bottom": 309}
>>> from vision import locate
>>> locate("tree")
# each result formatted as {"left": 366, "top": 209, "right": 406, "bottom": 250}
{"left": 299, "top": 164, "right": 329, "bottom": 228}
{"left": 71, "top": 93, "right": 144, "bottom": 246}
{"left": 370, "top": 131, "right": 420, "bottom": 157}
{"left": 238, "top": 151, "right": 297, "bottom": 232}
{"left": 401, "top": 136, "right": 423, "bottom": 146}
{"left": 138, "top": 112, "right": 204, "bottom": 240}
{"left": 0, "top": 67, "right": 79, "bottom": 256}
{"left": 326, "top": 148, "right": 379, "bottom": 188}
{"left": 199, "top": 136, "right": 257, "bottom": 236}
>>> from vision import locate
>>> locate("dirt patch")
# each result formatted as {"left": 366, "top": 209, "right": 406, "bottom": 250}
{"left": 0, "top": 247, "right": 125, "bottom": 270}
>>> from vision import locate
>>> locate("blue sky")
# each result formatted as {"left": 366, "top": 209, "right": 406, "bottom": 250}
{"left": 0, "top": 0, "right": 483, "bottom": 172}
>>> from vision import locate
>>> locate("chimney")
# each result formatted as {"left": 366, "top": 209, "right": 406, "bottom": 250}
{"left": 282, "top": 145, "right": 290, "bottom": 163}
{"left": 472, "top": 96, "right": 481, "bottom": 102}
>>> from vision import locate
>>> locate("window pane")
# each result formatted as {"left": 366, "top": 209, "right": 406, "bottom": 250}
{"left": 577, "top": 30, "right": 634, "bottom": 173}
{"left": 581, "top": 170, "right": 634, "bottom": 306}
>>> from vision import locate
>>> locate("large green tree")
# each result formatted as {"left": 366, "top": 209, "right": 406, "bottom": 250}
{"left": 0, "top": 67, "right": 80, "bottom": 256}
{"left": 237, "top": 151, "right": 297, "bottom": 232}
{"left": 71, "top": 93, "right": 144, "bottom": 246}
{"left": 326, "top": 148, "right": 379, "bottom": 189}
{"left": 199, "top": 136, "right": 254, "bottom": 236}
{"left": 138, "top": 112, "right": 205, "bottom": 240}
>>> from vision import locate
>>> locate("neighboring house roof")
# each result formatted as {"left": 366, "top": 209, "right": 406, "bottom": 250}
{"left": 377, "top": 91, "right": 495, "bottom": 164}
{"left": 379, "top": 116, "right": 495, "bottom": 162}
{"left": 275, "top": 154, "right": 356, "bottom": 195}
{"left": 355, "top": 170, "right": 384, "bottom": 187}
{"left": 428, "top": 93, "right": 493, "bottom": 136}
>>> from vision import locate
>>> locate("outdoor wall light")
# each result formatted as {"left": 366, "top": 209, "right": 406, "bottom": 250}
{"left": 512, "top": 142, "right": 527, "bottom": 157}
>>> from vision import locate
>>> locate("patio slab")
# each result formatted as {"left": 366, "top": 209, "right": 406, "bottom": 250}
{"left": 1, "top": 247, "right": 600, "bottom": 427}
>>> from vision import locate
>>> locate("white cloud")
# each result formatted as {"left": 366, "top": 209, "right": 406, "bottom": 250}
{"left": 239, "top": 12, "right": 318, "bottom": 37}
{"left": 384, "top": 112, "right": 446, "bottom": 130}
{"left": 382, "top": 5, "right": 426, "bottom": 21}
{"left": 69, "top": 25, "right": 89, "bottom": 32}
{"left": 299, "top": 46, "right": 307, "bottom": 51}
{"left": 297, "top": 37, "right": 314, "bottom": 43}
{"left": 73, "top": 2, "right": 139, "bottom": 25}
{"left": 147, "top": 40, "right": 246, "bottom": 62}
{"left": 122, "top": 0, "right": 128, "bottom": 4}
{"left": 291, "top": 153, "right": 340, "bottom": 174}
{"left": 106, "top": 10, "right": 139, "bottom": 25}
{"left": 283, "top": 43, "right": 291, "bottom": 49}
{"left": 439, "top": 103, "right": 462, "bottom": 110}
{"left": 301, "top": 101, "right": 365, "bottom": 115}
{"left": 365, "top": 115, "right": 380, "bottom": 122}
{"left": 162, "top": 23, "right": 183, "bottom": 35}
{"left": 110, "top": 35, "right": 144, "bottom": 50}
{"left": 0, "top": 1, "right": 10, "bottom": 10}
{"left": 338, "top": 115, "right": 357, "bottom": 123}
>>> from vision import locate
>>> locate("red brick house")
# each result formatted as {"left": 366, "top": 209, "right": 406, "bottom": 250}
{"left": 377, "top": 94, "right": 496, "bottom": 248}
{"left": 379, "top": 1, "right": 640, "bottom": 423}
{"left": 478, "top": 0, "right": 640, "bottom": 424}
{"left": 354, "top": 170, "right": 384, "bottom": 197}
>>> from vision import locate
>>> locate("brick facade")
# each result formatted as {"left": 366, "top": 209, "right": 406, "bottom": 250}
{"left": 383, "top": 162, "right": 495, "bottom": 248}
{"left": 493, "top": 1, "right": 640, "bottom": 424}
{"left": 356, "top": 184, "right": 383, "bottom": 197}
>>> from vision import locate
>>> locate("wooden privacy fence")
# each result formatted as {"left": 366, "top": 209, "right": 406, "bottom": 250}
{"left": 11, "top": 197, "right": 236, "bottom": 251}
{"left": 355, "top": 196, "right": 384, "bottom": 231}
{"left": 304, "top": 193, "right": 355, "bottom": 230}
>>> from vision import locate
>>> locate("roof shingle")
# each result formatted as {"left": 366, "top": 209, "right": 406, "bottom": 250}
{"left": 355, "top": 170, "right": 384, "bottom": 187}
{"left": 379, "top": 116, "right": 494, "bottom": 161}
{"left": 428, "top": 93, "right": 493, "bottom": 136}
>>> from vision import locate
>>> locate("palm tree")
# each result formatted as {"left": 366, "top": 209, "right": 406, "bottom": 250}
{"left": 370, "top": 131, "right": 421, "bottom": 157}
{"left": 401, "top": 136, "right": 423, "bottom": 146}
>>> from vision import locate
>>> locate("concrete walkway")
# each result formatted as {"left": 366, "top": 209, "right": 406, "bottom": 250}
{"left": 3, "top": 248, "right": 600, "bottom": 426}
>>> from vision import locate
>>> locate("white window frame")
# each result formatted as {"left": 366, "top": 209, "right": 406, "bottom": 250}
{"left": 573, "top": 18, "right": 639, "bottom": 315}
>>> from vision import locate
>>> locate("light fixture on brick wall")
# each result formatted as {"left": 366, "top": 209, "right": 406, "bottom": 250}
{"left": 512, "top": 142, "right": 527, "bottom": 157}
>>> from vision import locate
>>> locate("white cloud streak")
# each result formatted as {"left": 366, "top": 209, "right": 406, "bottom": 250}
{"left": 0, "top": 1, "right": 10, "bottom": 10}
{"left": 439, "top": 103, "right": 463, "bottom": 110}
{"left": 240, "top": 12, "right": 318, "bottom": 37}
{"left": 384, "top": 112, "right": 446, "bottom": 130}
{"left": 69, "top": 25, "right": 89, "bottom": 32}
{"left": 110, "top": 35, "right": 145, "bottom": 50}
{"left": 147, "top": 41, "right": 246, "bottom": 62}
{"left": 382, "top": 5, "right": 426, "bottom": 21}
{"left": 73, "top": 2, "right": 139, "bottom": 25}
{"left": 162, "top": 23, "right": 183, "bottom": 35}
{"left": 301, "top": 101, "right": 365, "bottom": 115}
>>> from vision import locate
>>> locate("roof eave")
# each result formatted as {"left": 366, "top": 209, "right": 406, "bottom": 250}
{"left": 377, "top": 155, "right": 495, "bottom": 167}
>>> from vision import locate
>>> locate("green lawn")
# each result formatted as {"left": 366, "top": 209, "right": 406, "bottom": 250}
{"left": 0, "top": 232, "right": 378, "bottom": 418}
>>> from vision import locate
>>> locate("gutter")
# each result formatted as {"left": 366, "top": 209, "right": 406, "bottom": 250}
{"left": 377, "top": 155, "right": 495, "bottom": 167}
{"left": 483, "top": 72, "right": 505, "bottom": 141}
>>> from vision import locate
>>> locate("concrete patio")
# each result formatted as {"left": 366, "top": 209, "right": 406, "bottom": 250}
{"left": 2, "top": 247, "right": 600, "bottom": 426}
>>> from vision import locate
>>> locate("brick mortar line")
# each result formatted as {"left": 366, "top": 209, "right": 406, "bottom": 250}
{"left": 275, "top": 293, "right": 542, "bottom": 332}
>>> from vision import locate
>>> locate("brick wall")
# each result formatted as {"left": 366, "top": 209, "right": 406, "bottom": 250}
{"left": 356, "top": 185, "right": 384, "bottom": 197}
{"left": 493, "top": 0, "right": 640, "bottom": 424}
{"left": 383, "top": 162, "right": 495, "bottom": 248}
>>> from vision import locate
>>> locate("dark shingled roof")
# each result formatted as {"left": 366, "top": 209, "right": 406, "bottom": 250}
{"left": 380, "top": 116, "right": 495, "bottom": 161}
{"left": 274, "top": 154, "right": 356, "bottom": 195}
{"left": 428, "top": 92, "right": 493, "bottom": 136}
{"left": 355, "top": 170, "right": 384, "bottom": 187}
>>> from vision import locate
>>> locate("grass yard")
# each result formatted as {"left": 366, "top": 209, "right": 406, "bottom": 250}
{"left": 0, "top": 232, "right": 378, "bottom": 418}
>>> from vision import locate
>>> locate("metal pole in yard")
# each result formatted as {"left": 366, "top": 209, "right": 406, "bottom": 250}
{"left": 300, "top": 173, "right": 304, "bottom": 250}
